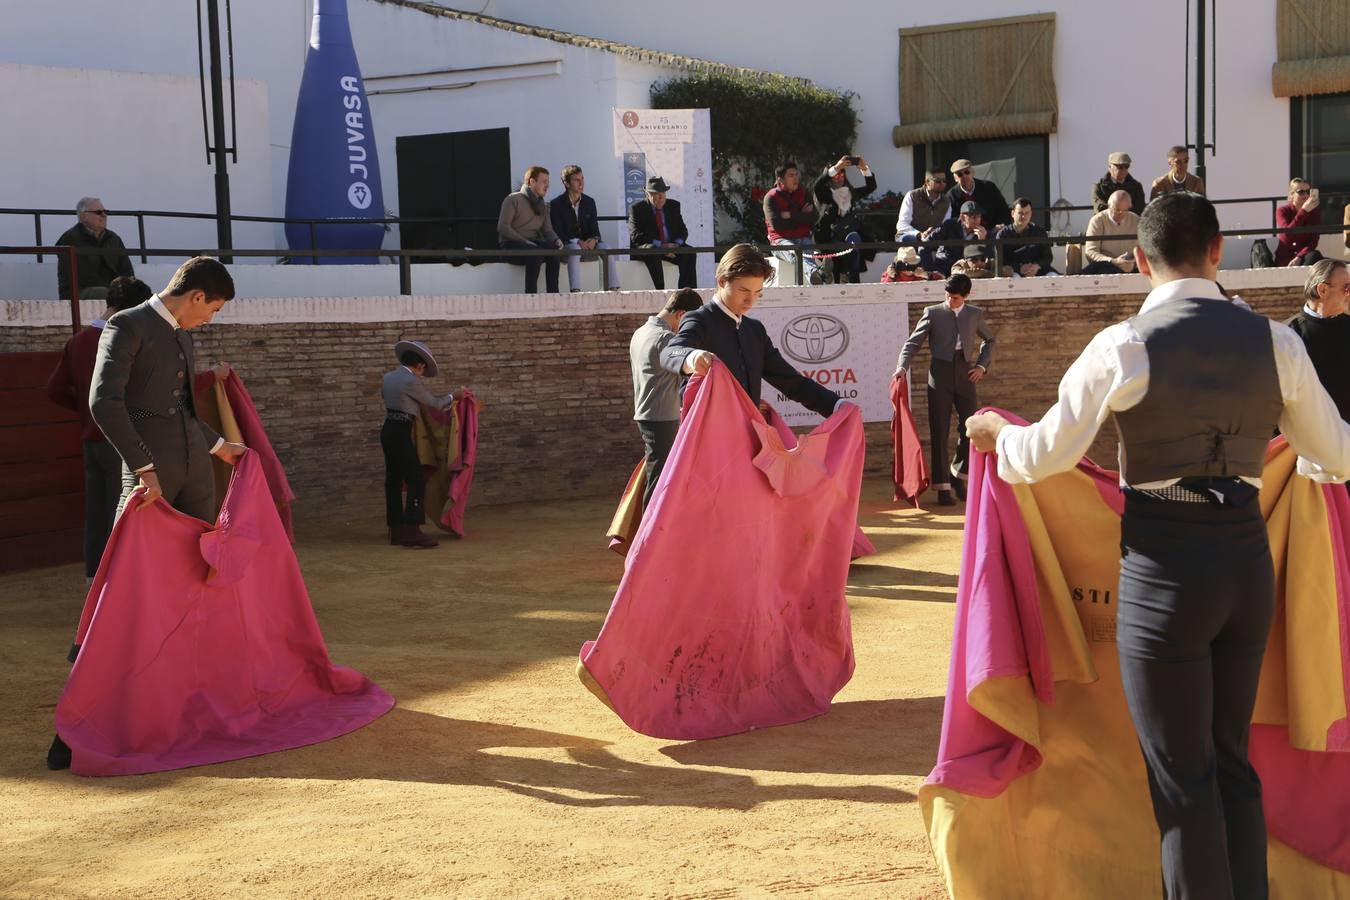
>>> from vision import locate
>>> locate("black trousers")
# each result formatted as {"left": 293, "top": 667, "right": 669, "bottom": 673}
{"left": 636, "top": 420, "right": 679, "bottom": 509}
{"left": 381, "top": 417, "right": 425, "bottom": 526}
{"left": 1117, "top": 488, "right": 1274, "bottom": 900}
{"left": 82, "top": 440, "right": 123, "bottom": 578}
{"left": 926, "top": 358, "right": 977, "bottom": 490}
{"left": 500, "top": 239, "right": 560, "bottom": 293}
{"left": 640, "top": 252, "right": 697, "bottom": 290}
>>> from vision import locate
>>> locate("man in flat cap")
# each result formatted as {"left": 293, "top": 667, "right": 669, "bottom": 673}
{"left": 628, "top": 176, "right": 697, "bottom": 290}
{"left": 382, "top": 340, "right": 455, "bottom": 549}
{"left": 929, "top": 200, "right": 990, "bottom": 276}
{"left": 946, "top": 159, "right": 1011, "bottom": 228}
{"left": 1092, "top": 151, "right": 1147, "bottom": 214}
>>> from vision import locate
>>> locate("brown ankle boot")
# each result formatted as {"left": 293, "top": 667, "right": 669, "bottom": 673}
{"left": 402, "top": 524, "right": 439, "bottom": 549}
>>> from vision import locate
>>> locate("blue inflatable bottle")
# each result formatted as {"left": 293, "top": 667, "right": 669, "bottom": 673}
{"left": 284, "top": 0, "right": 384, "bottom": 263}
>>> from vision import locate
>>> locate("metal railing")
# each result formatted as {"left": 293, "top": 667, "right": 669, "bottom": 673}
{"left": 5, "top": 192, "right": 1338, "bottom": 267}
{"left": 11, "top": 215, "right": 1348, "bottom": 299}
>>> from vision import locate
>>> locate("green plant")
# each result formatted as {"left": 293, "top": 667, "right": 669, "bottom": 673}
{"left": 651, "top": 72, "right": 859, "bottom": 243}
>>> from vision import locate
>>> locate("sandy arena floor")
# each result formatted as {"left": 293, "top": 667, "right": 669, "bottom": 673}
{"left": 1, "top": 479, "right": 958, "bottom": 899}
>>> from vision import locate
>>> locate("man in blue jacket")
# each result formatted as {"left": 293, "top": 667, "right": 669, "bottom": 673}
{"left": 550, "top": 165, "right": 620, "bottom": 292}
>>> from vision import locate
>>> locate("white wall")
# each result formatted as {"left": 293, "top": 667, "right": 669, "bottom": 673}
{"left": 0, "top": 62, "right": 274, "bottom": 255}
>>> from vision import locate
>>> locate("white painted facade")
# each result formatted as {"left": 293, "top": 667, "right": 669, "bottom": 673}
{"left": 0, "top": 0, "right": 1332, "bottom": 296}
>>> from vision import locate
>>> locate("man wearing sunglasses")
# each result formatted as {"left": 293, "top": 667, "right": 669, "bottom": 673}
{"left": 945, "top": 159, "right": 1011, "bottom": 227}
{"left": 1275, "top": 178, "right": 1324, "bottom": 267}
{"left": 55, "top": 197, "right": 135, "bottom": 301}
{"left": 1091, "top": 151, "right": 1147, "bottom": 215}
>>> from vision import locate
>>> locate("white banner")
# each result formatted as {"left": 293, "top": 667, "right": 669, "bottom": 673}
{"left": 752, "top": 301, "right": 910, "bottom": 426}
{"left": 613, "top": 108, "right": 716, "bottom": 287}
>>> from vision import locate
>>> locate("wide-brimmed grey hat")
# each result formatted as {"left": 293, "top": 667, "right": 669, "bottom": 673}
{"left": 394, "top": 339, "right": 439, "bottom": 377}
{"left": 645, "top": 176, "right": 672, "bottom": 193}
{"left": 963, "top": 243, "right": 989, "bottom": 259}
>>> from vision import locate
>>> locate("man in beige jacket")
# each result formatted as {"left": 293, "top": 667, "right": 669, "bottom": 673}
{"left": 497, "top": 165, "right": 563, "bottom": 294}
{"left": 1082, "top": 190, "right": 1140, "bottom": 275}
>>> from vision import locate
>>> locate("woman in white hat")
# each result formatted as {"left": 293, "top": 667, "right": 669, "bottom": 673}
{"left": 382, "top": 340, "right": 453, "bottom": 548}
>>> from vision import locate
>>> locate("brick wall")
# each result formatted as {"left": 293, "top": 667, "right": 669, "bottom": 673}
{"left": 0, "top": 283, "right": 1307, "bottom": 522}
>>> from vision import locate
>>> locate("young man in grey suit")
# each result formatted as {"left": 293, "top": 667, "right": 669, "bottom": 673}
{"left": 90, "top": 256, "right": 246, "bottom": 520}
{"left": 49, "top": 257, "right": 245, "bottom": 770}
{"left": 893, "top": 273, "right": 996, "bottom": 505}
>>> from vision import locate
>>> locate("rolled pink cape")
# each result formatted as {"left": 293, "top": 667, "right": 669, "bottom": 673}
{"left": 221, "top": 372, "right": 297, "bottom": 541}
{"left": 439, "top": 388, "right": 480, "bottom": 538}
{"left": 924, "top": 412, "right": 1350, "bottom": 895}
{"left": 889, "top": 373, "right": 928, "bottom": 507}
{"left": 579, "top": 361, "right": 864, "bottom": 740}
{"left": 56, "top": 451, "right": 393, "bottom": 776}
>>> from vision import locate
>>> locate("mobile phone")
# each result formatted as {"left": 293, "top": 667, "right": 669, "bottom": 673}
{"left": 1311, "top": 188, "right": 1320, "bottom": 200}
{"left": 847, "top": 156, "right": 861, "bottom": 165}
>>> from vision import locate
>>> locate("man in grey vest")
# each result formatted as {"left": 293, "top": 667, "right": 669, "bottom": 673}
{"left": 893, "top": 273, "right": 995, "bottom": 506}
{"left": 630, "top": 288, "right": 703, "bottom": 508}
{"left": 966, "top": 192, "right": 1350, "bottom": 899}
{"left": 381, "top": 340, "right": 455, "bottom": 549}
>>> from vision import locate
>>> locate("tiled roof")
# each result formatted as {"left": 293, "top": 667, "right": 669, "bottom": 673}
{"left": 370, "top": 0, "right": 796, "bottom": 80}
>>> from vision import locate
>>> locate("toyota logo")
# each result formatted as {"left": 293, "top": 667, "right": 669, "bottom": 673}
{"left": 781, "top": 314, "right": 849, "bottom": 363}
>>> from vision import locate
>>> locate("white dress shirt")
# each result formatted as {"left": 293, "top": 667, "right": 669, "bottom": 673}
{"left": 995, "top": 278, "right": 1350, "bottom": 487}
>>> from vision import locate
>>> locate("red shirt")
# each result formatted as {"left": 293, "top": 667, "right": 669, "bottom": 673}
{"left": 1275, "top": 202, "right": 1322, "bottom": 266}
{"left": 47, "top": 324, "right": 106, "bottom": 442}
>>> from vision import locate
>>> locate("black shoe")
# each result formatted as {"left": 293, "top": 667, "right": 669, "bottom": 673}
{"left": 937, "top": 489, "right": 956, "bottom": 507}
{"left": 47, "top": 734, "right": 71, "bottom": 770}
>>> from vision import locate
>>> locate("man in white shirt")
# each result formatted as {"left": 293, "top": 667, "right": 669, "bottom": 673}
{"left": 966, "top": 192, "right": 1350, "bottom": 900}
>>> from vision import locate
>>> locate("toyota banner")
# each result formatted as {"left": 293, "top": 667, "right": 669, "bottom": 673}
{"left": 753, "top": 301, "right": 910, "bottom": 426}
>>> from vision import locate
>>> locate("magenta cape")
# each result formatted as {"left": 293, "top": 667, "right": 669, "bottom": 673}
{"left": 439, "top": 388, "right": 480, "bottom": 538}
{"left": 924, "top": 413, "right": 1350, "bottom": 895}
{"left": 56, "top": 452, "right": 393, "bottom": 776}
{"left": 889, "top": 373, "right": 928, "bottom": 507}
{"left": 222, "top": 372, "right": 297, "bottom": 541}
{"left": 579, "top": 361, "right": 864, "bottom": 740}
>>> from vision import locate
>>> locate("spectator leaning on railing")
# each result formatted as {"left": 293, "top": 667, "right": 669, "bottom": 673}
{"left": 1274, "top": 178, "right": 1324, "bottom": 268}
{"left": 1091, "top": 152, "right": 1147, "bottom": 215}
{"left": 930, "top": 200, "right": 989, "bottom": 276}
{"left": 895, "top": 167, "right": 950, "bottom": 244}
{"left": 995, "top": 198, "right": 1057, "bottom": 277}
{"left": 1082, "top": 190, "right": 1140, "bottom": 275}
{"left": 498, "top": 166, "right": 563, "bottom": 294}
{"left": 1149, "top": 145, "right": 1206, "bottom": 201}
{"left": 56, "top": 197, "right": 135, "bottom": 301}
{"left": 764, "top": 160, "right": 824, "bottom": 285}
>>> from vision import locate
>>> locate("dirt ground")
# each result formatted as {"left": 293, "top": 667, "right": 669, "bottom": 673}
{"left": 1, "top": 478, "right": 958, "bottom": 899}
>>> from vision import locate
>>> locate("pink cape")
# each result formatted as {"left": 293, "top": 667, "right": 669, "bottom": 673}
{"left": 930, "top": 412, "right": 1350, "bottom": 881}
{"left": 579, "top": 361, "right": 864, "bottom": 740}
{"left": 606, "top": 389, "right": 874, "bottom": 559}
{"left": 439, "top": 389, "right": 479, "bottom": 538}
{"left": 222, "top": 372, "right": 297, "bottom": 541}
{"left": 889, "top": 373, "right": 928, "bottom": 507}
{"left": 55, "top": 451, "right": 394, "bottom": 776}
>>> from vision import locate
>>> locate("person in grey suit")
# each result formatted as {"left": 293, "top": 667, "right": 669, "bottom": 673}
{"left": 90, "top": 256, "right": 245, "bottom": 520}
{"left": 630, "top": 288, "right": 703, "bottom": 509}
{"left": 893, "top": 273, "right": 996, "bottom": 505}
{"left": 49, "top": 257, "right": 245, "bottom": 772}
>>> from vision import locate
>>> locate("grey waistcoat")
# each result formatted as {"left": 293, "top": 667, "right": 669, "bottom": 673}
{"left": 1114, "top": 298, "right": 1283, "bottom": 484}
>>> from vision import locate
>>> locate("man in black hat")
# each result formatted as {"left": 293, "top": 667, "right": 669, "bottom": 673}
{"left": 965, "top": 192, "right": 1350, "bottom": 899}
{"left": 628, "top": 176, "right": 697, "bottom": 290}
{"left": 381, "top": 340, "right": 454, "bottom": 549}
{"left": 928, "top": 201, "right": 990, "bottom": 276}
{"left": 892, "top": 272, "right": 995, "bottom": 505}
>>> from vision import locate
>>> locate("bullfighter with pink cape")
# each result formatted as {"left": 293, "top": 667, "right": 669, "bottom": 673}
{"left": 55, "top": 451, "right": 393, "bottom": 776}
{"left": 579, "top": 361, "right": 865, "bottom": 740}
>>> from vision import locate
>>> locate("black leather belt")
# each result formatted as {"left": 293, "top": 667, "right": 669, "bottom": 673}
{"left": 385, "top": 409, "right": 415, "bottom": 422}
